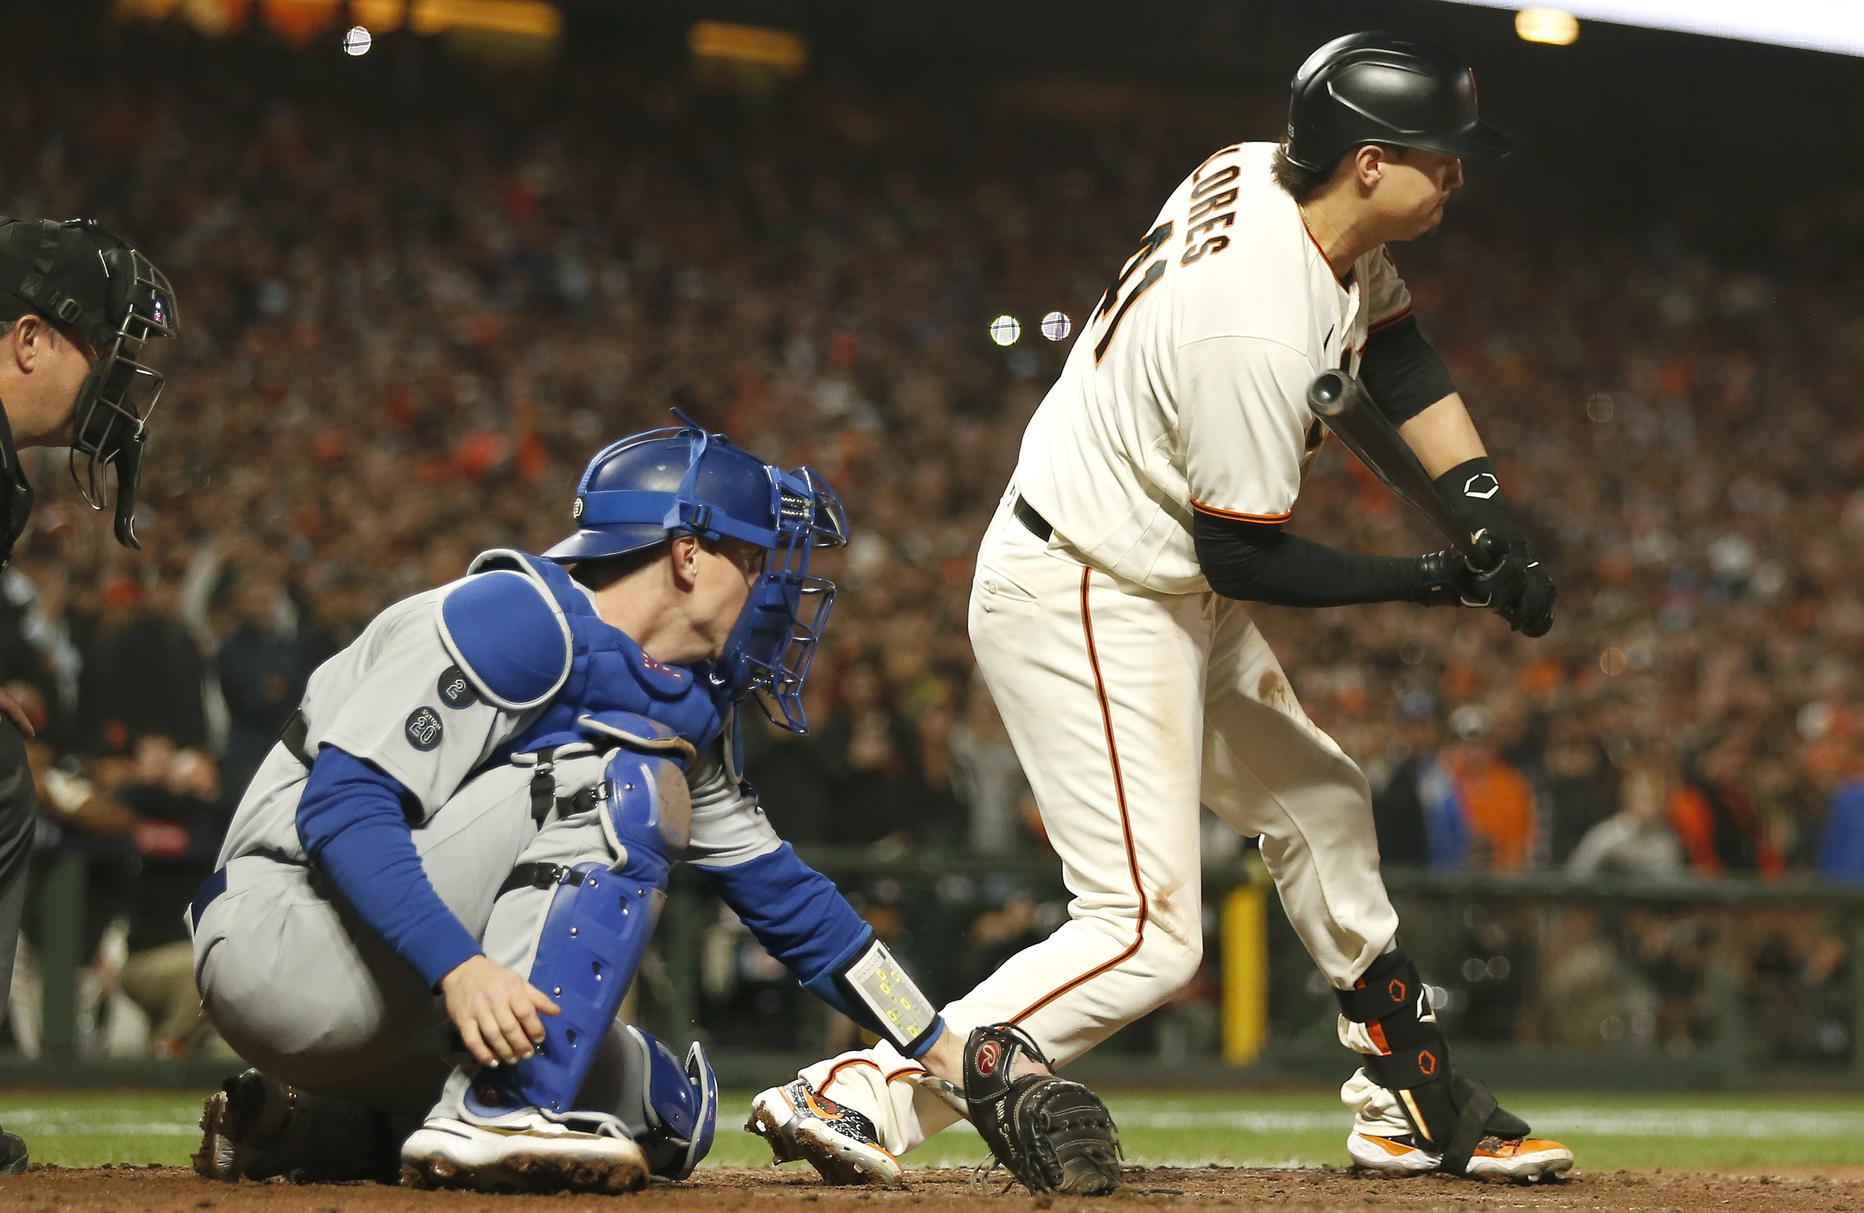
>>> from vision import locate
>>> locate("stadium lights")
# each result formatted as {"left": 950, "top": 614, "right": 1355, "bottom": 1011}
{"left": 353, "top": 0, "right": 407, "bottom": 30}
{"left": 112, "top": 0, "right": 560, "bottom": 43}
{"left": 1516, "top": 8, "right": 1580, "bottom": 45}
{"left": 342, "top": 26, "right": 374, "bottom": 55}
{"left": 410, "top": 0, "right": 561, "bottom": 39}
{"left": 688, "top": 21, "right": 809, "bottom": 74}
{"left": 1443, "top": 0, "right": 1864, "bottom": 58}
{"left": 989, "top": 315, "right": 1023, "bottom": 347}
{"left": 268, "top": 0, "right": 405, "bottom": 32}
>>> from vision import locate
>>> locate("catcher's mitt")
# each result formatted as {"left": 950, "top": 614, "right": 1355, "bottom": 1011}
{"left": 961, "top": 1023, "right": 1121, "bottom": 1195}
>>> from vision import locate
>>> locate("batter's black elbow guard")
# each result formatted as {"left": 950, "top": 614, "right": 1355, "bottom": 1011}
{"left": 1359, "top": 315, "right": 1456, "bottom": 426}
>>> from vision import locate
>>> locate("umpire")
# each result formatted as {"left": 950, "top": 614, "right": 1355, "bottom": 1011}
{"left": 0, "top": 217, "right": 179, "bottom": 1172}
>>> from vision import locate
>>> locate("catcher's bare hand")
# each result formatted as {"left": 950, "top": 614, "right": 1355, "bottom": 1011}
{"left": 439, "top": 954, "right": 560, "bottom": 1067}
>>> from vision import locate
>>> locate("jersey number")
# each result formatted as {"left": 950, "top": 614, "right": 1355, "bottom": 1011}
{"left": 1093, "top": 220, "right": 1173, "bottom": 364}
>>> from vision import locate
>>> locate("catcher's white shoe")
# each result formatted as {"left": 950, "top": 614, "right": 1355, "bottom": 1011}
{"left": 400, "top": 1110, "right": 649, "bottom": 1195}
{"left": 745, "top": 1078, "right": 903, "bottom": 1187}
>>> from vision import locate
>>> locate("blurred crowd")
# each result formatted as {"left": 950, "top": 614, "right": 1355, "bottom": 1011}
{"left": 1, "top": 18, "right": 1862, "bottom": 1058}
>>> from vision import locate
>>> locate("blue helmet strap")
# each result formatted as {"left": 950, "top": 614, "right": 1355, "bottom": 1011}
{"left": 667, "top": 424, "right": 712, "bottom": 531}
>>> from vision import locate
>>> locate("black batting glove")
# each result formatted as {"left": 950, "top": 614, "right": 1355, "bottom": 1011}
{"left": 1477, "top": 543, "right": 1556, "bottom": 637}
{"left": 1415, "top": 549, "right": 1486, "bottom": 608}
{"left": 1415, "top": 545, "right": 1556, "bottom": 637}
{"left": 1416, "top": 551, "right": 1476, "bottom": 607}
{"left": 1428, "top": 456, "right": 1556, "bottom": 636}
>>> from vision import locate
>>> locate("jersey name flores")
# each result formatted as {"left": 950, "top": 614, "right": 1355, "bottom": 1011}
{"left": 1013, "top": 142, "right": 1413, "bottom": 594}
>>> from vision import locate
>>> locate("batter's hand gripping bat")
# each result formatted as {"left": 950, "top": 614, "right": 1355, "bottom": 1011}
{"left": 1305, "top": 370, "right": 1501, "bottom": 573}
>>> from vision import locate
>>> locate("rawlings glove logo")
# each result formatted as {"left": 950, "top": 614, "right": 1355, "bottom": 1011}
{"left": 976, "top": 1040, "right": 1002, "bottom": 1077}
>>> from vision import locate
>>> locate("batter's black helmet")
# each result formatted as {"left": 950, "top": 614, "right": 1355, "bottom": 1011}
{"left": 1284, "top": 32, "right": 1512, "bottom": 174}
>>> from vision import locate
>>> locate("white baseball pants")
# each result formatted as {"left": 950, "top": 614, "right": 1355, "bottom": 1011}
{"left": 800, "top": 496, "right": 1399, "bottom": 1154}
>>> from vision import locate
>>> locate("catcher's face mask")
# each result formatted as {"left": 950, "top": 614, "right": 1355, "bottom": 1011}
{"left": 718, "top": 464, "right": 847, "bottom": 734}
{"left": 62, "top": 223, "right": 179, "bottom": 549}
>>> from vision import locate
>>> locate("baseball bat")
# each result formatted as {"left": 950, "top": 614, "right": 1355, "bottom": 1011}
{"left": 1306, "top": 370, "right": 1499, "bottom": 572}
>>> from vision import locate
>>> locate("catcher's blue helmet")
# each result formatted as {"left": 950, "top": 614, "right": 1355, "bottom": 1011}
{"left": 544, "top": 414, "right": 848, "bottom": 733}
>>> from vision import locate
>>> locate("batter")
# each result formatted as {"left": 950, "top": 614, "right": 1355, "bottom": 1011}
{"left": 752, "top": 33, "right": 1570, "bottom": 1185}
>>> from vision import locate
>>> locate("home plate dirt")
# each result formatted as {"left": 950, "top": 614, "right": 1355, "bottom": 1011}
{"left": 6, "top": 1165, "right": 1864, "bottom": 1212}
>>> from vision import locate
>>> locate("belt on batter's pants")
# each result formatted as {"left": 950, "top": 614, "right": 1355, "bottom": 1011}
{"left": 189, "top": 867, "right": 229, "bottom": 931}
{"left": 1013, "top": 494, "right": 1053, "bottom": 541}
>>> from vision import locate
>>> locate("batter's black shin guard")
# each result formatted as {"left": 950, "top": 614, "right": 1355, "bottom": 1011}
{"left": 1336, "top": 948, "right": 1530, "bottom": 1174}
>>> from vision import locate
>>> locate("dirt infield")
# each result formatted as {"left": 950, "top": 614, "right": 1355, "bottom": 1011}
{"left": 5, "top": 1164, "right": 1862, "bottom": 1212}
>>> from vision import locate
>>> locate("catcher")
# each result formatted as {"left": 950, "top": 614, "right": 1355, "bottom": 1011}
{"left": 188, "top": 418, "right": 1120, "bottom": 1195}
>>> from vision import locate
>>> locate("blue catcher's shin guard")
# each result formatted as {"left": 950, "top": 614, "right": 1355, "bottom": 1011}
{"left": 466, "top": 747, "right": 691, "bottom": 1120}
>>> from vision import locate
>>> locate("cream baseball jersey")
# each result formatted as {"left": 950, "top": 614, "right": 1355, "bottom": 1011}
{"left": 1012, "top": 141, "right": 1414, "bottom": 595}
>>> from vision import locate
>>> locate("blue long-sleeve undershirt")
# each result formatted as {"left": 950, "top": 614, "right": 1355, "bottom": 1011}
{"left": 295, "top": 746, "right": 483, "bottom": 988}
{"left": 1819, "top": 781, "right": 1864, "bottom": 883}
{"left": 696, "top": 843, "right": 945, "bottom": 1057}
{"left": 695, "top": 843, "right": 869, "bottom": 979}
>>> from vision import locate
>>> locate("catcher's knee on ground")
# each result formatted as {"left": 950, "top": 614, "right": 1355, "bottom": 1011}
{"left": 194, "top": 1068, "right": 409, "bottom": 1183}
{"left": 192, "top": 858, "right": 445, "bottom": 1107}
